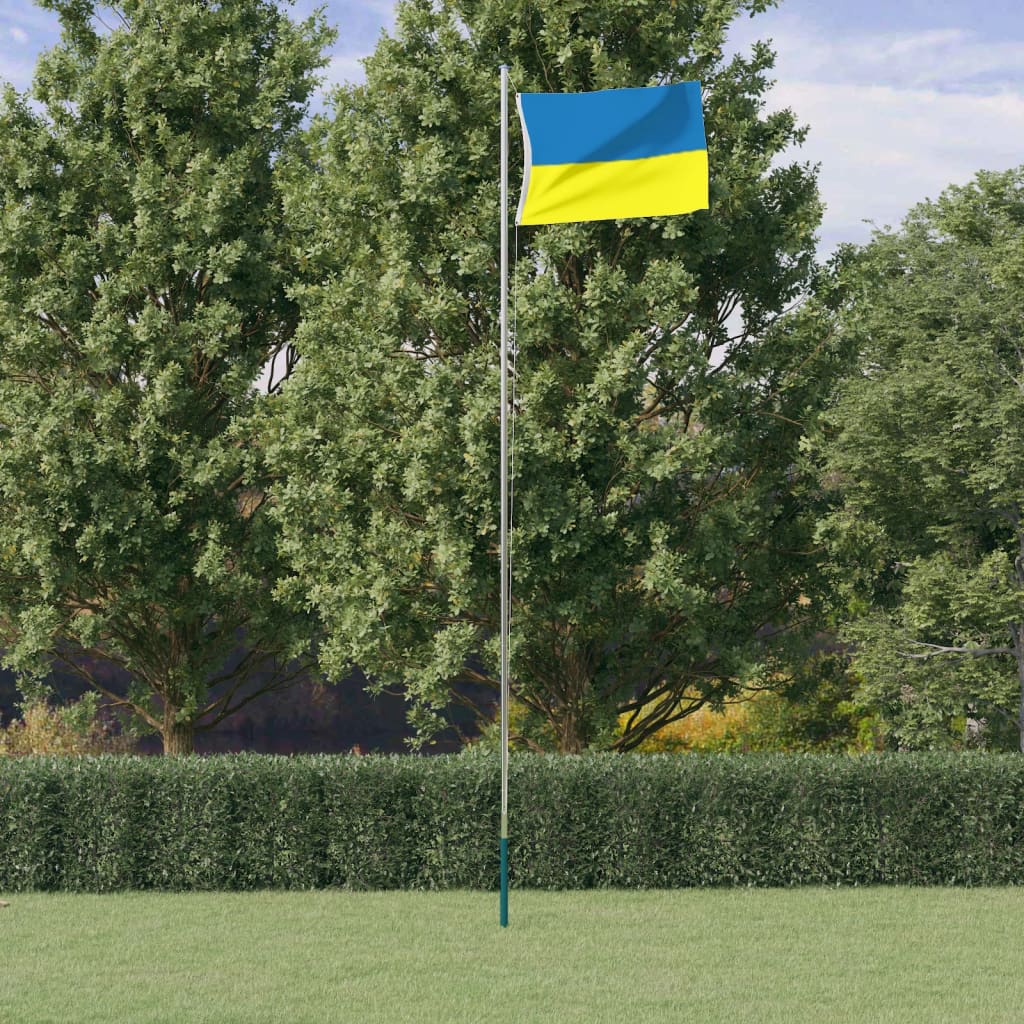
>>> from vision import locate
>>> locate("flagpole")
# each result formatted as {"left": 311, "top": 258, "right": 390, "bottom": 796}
{"left": 498, "top": 62, "right": 510, "bottom": 930}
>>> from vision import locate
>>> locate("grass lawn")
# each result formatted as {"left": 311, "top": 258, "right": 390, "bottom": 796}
{"left": 2, "top": 887, "right": 1023, "bottom": 1023}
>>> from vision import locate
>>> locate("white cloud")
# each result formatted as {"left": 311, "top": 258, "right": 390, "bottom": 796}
{"left": 0, "top": 5, "right": 61, "bottom": 91}
{"left": 726, "top": 15, "right": 1024, "bottom": 252}
{"left": 733, "top": 19, "right": 1024, "bottom": 92}
{"left": 324, "top": 53, "right": 368, "bottom": 89}
{"left": 773, "top": 81, "right": 1024, "bottom": 251}
{"left": 0, "top": 53, "right": 36, "bottom": 92}
{"left": 880, "top": 28, "right": 965, "bottom": 57}
{"left": 348, "top": 0, "right": 396, "bottom": 18}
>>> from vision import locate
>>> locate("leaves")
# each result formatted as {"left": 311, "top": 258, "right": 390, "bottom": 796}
{"left": 0, "top": 0, "right": 334, "bottom": 750}
{"left": 269, "top": 0, "right": 838, "bottom": 751}
{"left": 4, "top": 752, "right": 1024, "bottom": 889}
{"left": 818, "top": 167, "right": 1024, "bottom": 750}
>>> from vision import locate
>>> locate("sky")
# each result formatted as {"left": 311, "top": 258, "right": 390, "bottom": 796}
{"left": 0, "top": 0, "right": 1022, "bottom": 256}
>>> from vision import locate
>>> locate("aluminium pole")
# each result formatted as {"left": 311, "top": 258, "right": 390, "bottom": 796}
{"left": 498, "top": 62, "right": 510, "bottom": 929}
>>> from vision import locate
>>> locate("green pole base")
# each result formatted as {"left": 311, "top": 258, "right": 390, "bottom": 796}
{"left": 500, "top": 837, "right": 509, "bottom": 927}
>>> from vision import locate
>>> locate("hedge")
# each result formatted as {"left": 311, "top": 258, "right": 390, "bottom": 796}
{"left": 2, "top": 752, "right": 1024, "bottom": 891}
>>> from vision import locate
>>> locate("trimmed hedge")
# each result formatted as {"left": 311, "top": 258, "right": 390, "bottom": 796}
{"left": 2, "top": 752, "right": 1024, "bottom": 891}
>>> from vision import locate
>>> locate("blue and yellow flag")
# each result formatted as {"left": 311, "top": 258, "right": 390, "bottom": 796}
{"left": 515, "top": 81, "right": 708, "bottom": 226}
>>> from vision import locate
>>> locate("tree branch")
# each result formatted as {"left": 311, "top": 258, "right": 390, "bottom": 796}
{"left": 899, "top": 641, "right": 1015, "bottom": 660}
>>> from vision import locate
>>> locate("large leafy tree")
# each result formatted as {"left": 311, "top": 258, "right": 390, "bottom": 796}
{"left": 270, "top": 0, "right": 839, "bottom": 752}
{"left": 0, "top": 0, "right": 332, "bottom": 753}
{"left": 818, "top": 167, "right": 1024, "bottom": 750}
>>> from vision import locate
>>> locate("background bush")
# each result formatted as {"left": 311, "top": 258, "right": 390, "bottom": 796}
{"left": 0, "top": 696, "right": 133, "bottom": 757}
{"left": 2, "top": 752, "right": 1023, "bottom": 892}
{"left": 625, "top": 656, "right": 886, "bottom": 754}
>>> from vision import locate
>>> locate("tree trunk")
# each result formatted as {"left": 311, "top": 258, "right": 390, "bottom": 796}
{"left": 556, "top": 697, "right": 587, "bottom": 754}
{"left": 162, "top": 713, "right": 195, "bottom": 755}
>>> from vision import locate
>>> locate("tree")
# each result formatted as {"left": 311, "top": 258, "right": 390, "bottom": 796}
{"left": 817, "top": 167, "right": 1024, "bottom": 750}
{"left": 0, "top": 0, "right": 332, "bottom": 753}
{"left": 269, "top": 0, "right": 838, "bottom": 752}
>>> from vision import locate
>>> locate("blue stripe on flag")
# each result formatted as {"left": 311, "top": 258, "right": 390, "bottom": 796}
{"left": 518, "top": 81, "right": 705, "bottom": 166}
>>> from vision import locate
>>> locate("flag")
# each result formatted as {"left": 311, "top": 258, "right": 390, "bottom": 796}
{"left": 515, "top": 81, "right": 708, "bottom": 226}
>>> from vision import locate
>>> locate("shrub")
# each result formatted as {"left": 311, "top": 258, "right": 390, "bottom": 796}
{"left": 0, "top": 696, "right": 133, "bottom": 757}
{"left": 2, "top": 752, "right": 1024, "bottom": 891}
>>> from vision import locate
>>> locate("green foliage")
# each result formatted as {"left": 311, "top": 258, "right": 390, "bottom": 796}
{"left": 269, "top": 0, "right": 839, "bottom": 752}
{"left": 0, "top": 0, "right": 333, "bottom": 751}
{"left": 4, "top": 752, "right": 1024, "bottom": 890}
{"left": 473, "top": 696, "right": 559, "bottom": 752}
{"left": 817, "top": 167, "right": 1024, "bottom": 750}
{"left": 736, "top": 655, "right": 886, "bottom": 753}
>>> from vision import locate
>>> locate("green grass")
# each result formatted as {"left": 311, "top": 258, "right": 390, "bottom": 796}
{"left": 2, "top": 888, "right": 1023, "bottom": 1023}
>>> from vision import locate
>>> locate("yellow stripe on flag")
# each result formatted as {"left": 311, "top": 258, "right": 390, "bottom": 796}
{"left": 518, "top": 149, "right": 709, "bottom": 226}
